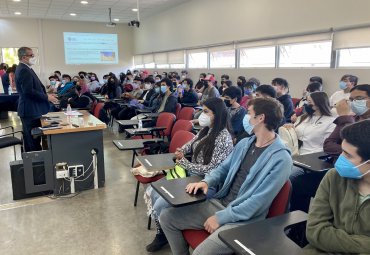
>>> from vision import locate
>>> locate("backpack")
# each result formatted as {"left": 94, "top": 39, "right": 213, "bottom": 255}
{"left": 278, "top": 126, "right": 300, "bottom": 156}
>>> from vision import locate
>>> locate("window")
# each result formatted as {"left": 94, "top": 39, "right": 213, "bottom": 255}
{"left": 170, "top": 64, "right": 185, "bottom": 69}
{"left": 279, "top": 41, "right": 332, "bottom": 67}
{"left": 144, "top": 63, "right": 155, "bottom": 69}
{"left": 239, "top": 46, "right": 275, "bottom": 68}
{"left": 337, "top": 47, "right": 370, "bottom": 67}
{"left": 156, "top": 64, "right": 169, "bottom": 69}
{"left": 188, "top": 51, "right": 207, "bottom": 68}
{"left": 1, "top": 48, "right": 19, "bottom": 66}
{"left": 134, "top": 64, "right": 144, "bottom": 69}
{"left": 210, "top": 49, "right": 235, "bottom": 68}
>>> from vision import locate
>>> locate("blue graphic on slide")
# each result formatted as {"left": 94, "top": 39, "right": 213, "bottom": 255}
{"left": 64, "top": 32, "right": 119, "bottom": 64}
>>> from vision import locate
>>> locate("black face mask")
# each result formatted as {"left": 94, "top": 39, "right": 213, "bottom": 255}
{"left": 304, "top": 104, "right": 315, "bottom": 115}
{"left": 224, "top": 99, "right": 232, "bottom": 108}
{"left": 237, "top": 82, "right": 242, "bottom": 86}
{"left": 76, "top": 86, "right": 82, "bottom": 92}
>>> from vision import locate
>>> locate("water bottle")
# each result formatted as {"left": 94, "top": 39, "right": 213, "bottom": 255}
{"left": 138, "top": 119, "right": 143, "bottom": 130}
{"left": 66, "top": 104, "right": 72, "bottom": 114}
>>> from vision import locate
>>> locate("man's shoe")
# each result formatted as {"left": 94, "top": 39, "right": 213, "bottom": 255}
{"left": 146, "top": 233, "right": 168, "bottom": 252}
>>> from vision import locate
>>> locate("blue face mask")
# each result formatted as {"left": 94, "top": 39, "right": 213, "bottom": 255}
{"left": 335, "top": 155, "right": 370, "bottom": 179}
{"left": 62, "top": 79, "right": 66, "bottom": 84}
{"left": 160, "top": 85, "right": 167, "bottom": 93}
{"left": 50, "top": 80, "right": 56, "bottom": 86}
{"left": 242, "top": 114, "right": 255, "bottom": 135}
{"left": 339, "top": 81, "right": 347, "bottom": 90}
{"left": 155, "top": 87, "right": 160, "bottom": 94}
{"left": 244, "top": 89, "right": 252, "bottom": 96}
{"left": 351, "top": 100, "right": 369, "bottom": 116}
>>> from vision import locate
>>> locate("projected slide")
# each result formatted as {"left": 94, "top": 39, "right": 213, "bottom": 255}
{"left": 64, "top": 32, "right": 119, "bottom": 64}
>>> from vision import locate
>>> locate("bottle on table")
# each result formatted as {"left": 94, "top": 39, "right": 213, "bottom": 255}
{"left": 67, "top": 104, "right": 72, "bottom": 114}
{"left": 138, "top": 119, "right": 143, "bottom": 130}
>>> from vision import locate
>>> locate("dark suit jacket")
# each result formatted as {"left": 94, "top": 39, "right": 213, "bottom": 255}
{"left": 15, "top": 63, "right": 50, "bottom": 119}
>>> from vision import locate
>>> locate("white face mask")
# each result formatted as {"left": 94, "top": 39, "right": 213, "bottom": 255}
{"left": 198, "top": 112, "right": 212, "bottom": 127}
{"left": 29, "top": 57, "right": 37, "bottom": 66}
{"left": 144, "top": 83, "right": 152, "bottom": 90}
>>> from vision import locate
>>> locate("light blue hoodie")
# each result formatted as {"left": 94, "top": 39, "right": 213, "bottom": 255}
{"left": 203, "top": 134, "right": 292, "bottom": 225}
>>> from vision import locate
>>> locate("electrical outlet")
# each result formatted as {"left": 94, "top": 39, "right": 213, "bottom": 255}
{"left": 76, "top": 165, "right": 84, "bottom": 176}
{"left": 68, "top": 165, "right": 84, "bottom": 177}
{"left": 56, "top": 170, "right": 69, "bottom": 179}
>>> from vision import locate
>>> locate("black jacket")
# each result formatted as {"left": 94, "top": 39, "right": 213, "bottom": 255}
{"left": 277, "top": 94, "right": 294, "bottom": 123}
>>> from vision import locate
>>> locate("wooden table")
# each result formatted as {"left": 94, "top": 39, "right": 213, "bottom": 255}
{"left": 219, "top": 211, "right": 308, "bottom": 255}
{"left": 40, "top": 110, "right": 106, "bottom": 194}
{"left": 151, "top": 175, "right": 206, "bottom": 207}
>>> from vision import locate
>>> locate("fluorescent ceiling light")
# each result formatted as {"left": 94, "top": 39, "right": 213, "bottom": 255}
{"left": 13, "top": 0, "right": 21, "bottom": 2}
{"left": 81, "top": 1, "right": 88, "bottom": 4}
{"left": 70, "top": 13, "right": 77, "bottom": 16}
{"left": 132, "top": 8, "right": 138, "bottom": 12}
{"left": 14, "top": 12, "right": 22, "bottom": 15}
{"left": 114, "top": 18, "right": 119, "bottom": 22}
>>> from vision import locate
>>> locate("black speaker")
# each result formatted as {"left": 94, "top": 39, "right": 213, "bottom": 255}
{"left": 10, "top": 160, "right": 51, "bottom": 200}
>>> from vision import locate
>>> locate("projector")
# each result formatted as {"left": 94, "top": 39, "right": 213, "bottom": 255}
{"left": 128, "top": 20, "right": 140, "bottom": 28}
{"left": 106, "top": 22, "right": 117, "bottom": 27}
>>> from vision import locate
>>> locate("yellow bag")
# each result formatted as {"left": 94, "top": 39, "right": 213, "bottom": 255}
{"left": 166, "top": 165, "right": 187, "bottom": 180}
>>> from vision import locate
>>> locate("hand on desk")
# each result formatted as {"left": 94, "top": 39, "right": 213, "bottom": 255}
{"left": 185, "top": 181, "right": 208, "bottom": 195}
{"left": 204, "top": 215, "right": 220, "bottom": 234}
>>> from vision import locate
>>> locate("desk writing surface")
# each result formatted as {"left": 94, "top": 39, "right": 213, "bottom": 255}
{"left": 151, "top": 175, "right": 206, "bottom": 207}
{"left": 42, "top": 110, "right": 106, "bottom": 135}
{"left": 218, "top": 211, "right": 307, "bottom": 255}
{"left": 136, "top": 153, "right": 175, "bottom": 172}
{"left": 125, "top": 128, "right": 153, "bottom": 136}
{"left": 292, "top": 151, "right": 333, "bottom": 172}
{"left": 113, "top": 138, "right": 162, "bottom": 150}
{"left": 116, "top": 119, "right": 151, "bottom": 126}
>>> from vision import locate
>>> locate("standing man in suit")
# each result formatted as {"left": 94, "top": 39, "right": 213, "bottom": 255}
{"left": 15, "top": 47, "right": 58, "bottom": 152}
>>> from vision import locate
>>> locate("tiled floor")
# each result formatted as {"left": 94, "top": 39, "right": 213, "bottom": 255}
{"left": 0, "top": 112, "right": 172, "bottom": 255}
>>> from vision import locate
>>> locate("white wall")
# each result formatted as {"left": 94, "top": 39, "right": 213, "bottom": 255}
{"left": 133, "top": 0, "right": 370, "bottom": 97}
{"left": 0, "top": 18, "right": 134, "bottom": 82}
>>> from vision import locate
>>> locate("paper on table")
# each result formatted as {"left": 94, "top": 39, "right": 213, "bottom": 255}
{"left": 64, "top": 111, "right": 83, "bottom": 116}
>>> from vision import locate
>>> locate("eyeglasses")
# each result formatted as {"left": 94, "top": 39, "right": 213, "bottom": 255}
{"left": 349, "top": 97, "right": 369, "bottom": 102}
{"left": 25, "top": 54, "right": 35, "bottom": 58}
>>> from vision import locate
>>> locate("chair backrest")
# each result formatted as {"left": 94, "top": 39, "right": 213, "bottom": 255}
{"left": 156, "top": 112, "right": 176, "bottom": 137}
{"left": 93, "top": 102, "right": 104, "bottom": 118}
{"left": 171, "top": 120, "right": 193, "bottom": 138}
{"left": 175, "top": 103, "right": 182, "bottom": 119}
{"left": 267, "top": 180, "right": 292, "bottom": 218}
{"left": 177, "top": 107, "right": 195, "bottom": 120}
{"left": 169, "top": 130, "right": 194, "bottom": 153}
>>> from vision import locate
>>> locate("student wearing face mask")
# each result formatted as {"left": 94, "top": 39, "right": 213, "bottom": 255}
{"left": 330, "top": 74, "right": 358, "bottom": 107}
{"left": 66, "top": 82, "right": 94, "bottom": 109}
{"left": 46, "top": 75, "right": 60, "bottom": 93}
{"left": 195, "top": 73, "right": 207, "bottom": 94}
{"left": 305, "top": 120, "right": 370, "bottom": 255}
{"left": 223, "top": 86, "right": 246, "bottom": 139}
{"left": 236, "top": 76, "right": 247, "bottom": 96}
{"left": 121, "top": 77, "right": 143, "bottom": 101}
{"left": 272, "top": 78, "right": 294, "bottom": 123}
{"left": 145, "top": 97, "right": 233, "bottom": 252}
{"left": 178, "top": 78, "right": 198, "bottom": 106}
{"left": 87, "top": 72, "right": 101, "bottom": 93}
{"left": 200, "top": 75, "right": 220, "bottom": 104}
{"left": 288, "top": 92, "right": 336, "bottom": 213}
{"left": 324, "top": 84, "right": 370, "bottom": 157}
{"left": 160, "top": 97, "right": 291, "bottom": 255}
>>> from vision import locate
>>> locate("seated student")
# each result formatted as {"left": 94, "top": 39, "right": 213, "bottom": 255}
{"left": 272, "top": 78, "right": 294, "bottom": 123}
{"left": 66, "top": 82, "right": 94, "bottom": 109}
{"left": 223, "top": 86, "right": 246, "bottom": 139}
{"left": 199, "top": 75, "right": 220, "bottom": 104}
{"left": 87, "top": 73, "right": 101, "bottom": 93}
{"left": 121, "top": 77, "right": 143, "bottom": 100}
{"left": 288, "top": 92, "right": 336, "bottom": 213}
{"left": 309, "top": 76, "right": 323, "bottom": 86}
{"left": 139, "top": 76, "right": 156, "bottom": 102}
{"left": 240, "top": 81, "right": 257, "bottom": 108}
{"left": 57, "top": 74, "right": 73, "bottom": 95}
{"left": 305, "top": 120, "right": 370, "bottom": 255}
{"left": 145, "top": 97, "right": 234, "bottom": 252}
{"left": 102, "top": 75, "right": 122, "bottom": 99}
{"left": 330, "top": 74, "right": 358, "bottom": 107}
{"left": 195, "top": 73, "right": 207, "bottom": 95}
{"left": 46, "top": 75, "right": 60, "bottom": 93}
{"left": 236, "top": 76, "right": 247, "bottom": 97}
{"left": 219, "top": 80, "right": 232, "bottom": 95}
{"left": 291, "top": 82, "right": 322, "bottom": 123}
{"left": 160, "top": 97, "right": 292, "bottom": 255}
{"left": 324, "top": 84, "right": 370, "bottom": 157}
{"left": 178, "top": 78, "right": 198, "bottom": 106}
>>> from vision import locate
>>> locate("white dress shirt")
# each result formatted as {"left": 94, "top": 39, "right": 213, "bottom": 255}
{"left": 329, "top": 90, "right": 350, "bottom": 107}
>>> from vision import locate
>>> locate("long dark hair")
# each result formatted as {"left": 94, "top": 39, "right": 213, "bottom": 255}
{"left": 296, "top": 91, "right": 331, "bottom": 126}
{"left": 193, "top": 97, "right": 231, "bottom": 164}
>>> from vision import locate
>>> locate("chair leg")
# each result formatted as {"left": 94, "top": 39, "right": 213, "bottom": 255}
{"left": 13, "top": 145, "right": 16, "bottom": 161}
{"left": 134, "top": 180, "right": 140, "bottom": 206}
{"left": 147, "top": 215, "right": 152, "bottom": 230}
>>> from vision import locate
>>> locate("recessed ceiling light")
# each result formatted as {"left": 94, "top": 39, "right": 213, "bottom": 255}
{"left": 113, "top": 18, "right": 119, "bottom": 22}
{"left": 80, "top": 1, "right": 88, "bottom": 4}
{"left": 70, "top": 13, "right": 77, "bottom": 16}
{"left": 14, "top": 12, "right": 22, "bottom": 15}
{"left": 132, "top": 8, "right": 138, "bottom": 12}
{"left": 13, "top": 0, "right": 21, "bottom": 2}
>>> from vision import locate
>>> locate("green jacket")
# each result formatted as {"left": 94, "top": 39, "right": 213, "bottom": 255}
{"left": 305, "top": 169, "right": 370, "bottom": 254}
